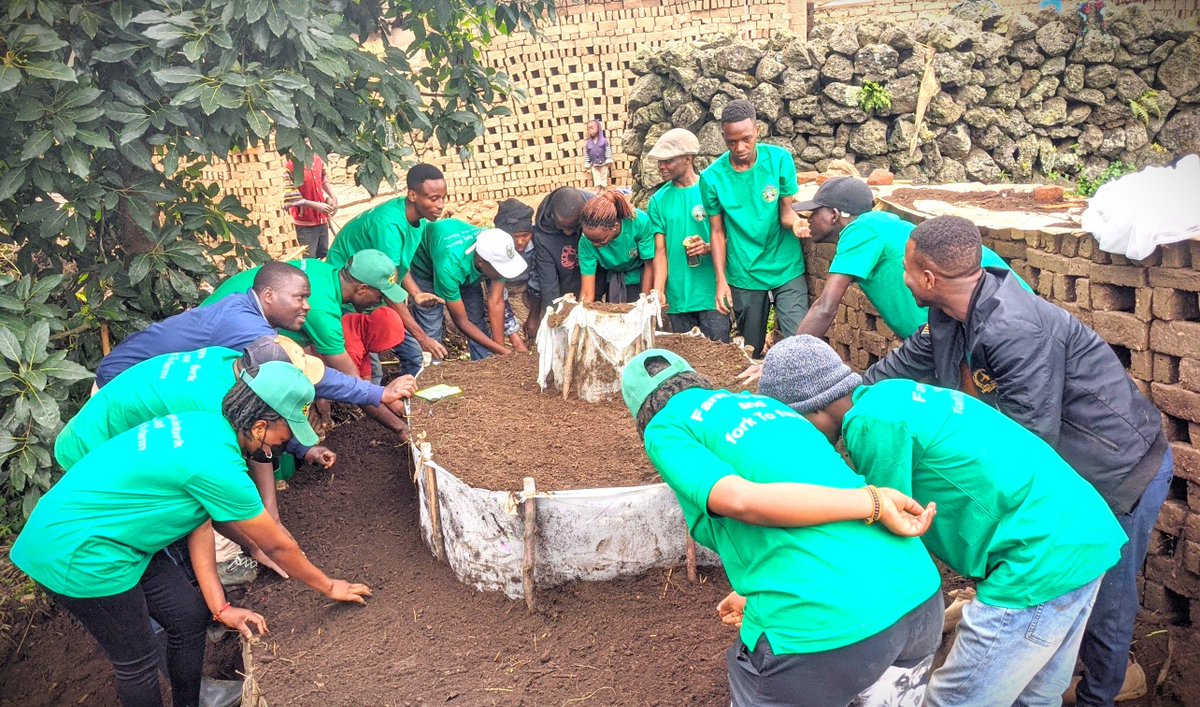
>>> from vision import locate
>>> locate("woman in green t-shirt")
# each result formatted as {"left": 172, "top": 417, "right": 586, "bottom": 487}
{"left": 9, "top": 362, "right": 372, "bottom": 707}
{"left": 577, "top": 190, "right": 656, "bottom": 304}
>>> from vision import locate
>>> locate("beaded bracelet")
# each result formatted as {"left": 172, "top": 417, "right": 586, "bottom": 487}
{"left": 864, "top": 485, "right": 882, "bottom": 525}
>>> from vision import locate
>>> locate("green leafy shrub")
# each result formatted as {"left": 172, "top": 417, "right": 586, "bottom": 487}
{"left": 1074, "top": 161, "right": 1138, "bottom": 198}
{"left": 858, "top": 81, "right": 893, "bottom": 115}
{"left": 0, "top": 0, "right": 552, "bottom": 528}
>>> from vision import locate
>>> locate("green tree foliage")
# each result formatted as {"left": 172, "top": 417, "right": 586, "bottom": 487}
{"left": 0, "top": 0, "right": 552, "bottom": 526}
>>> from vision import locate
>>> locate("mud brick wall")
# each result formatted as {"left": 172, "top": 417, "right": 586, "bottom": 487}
{"left": 805, "top": 227, "right": 1200, "bottom": 697}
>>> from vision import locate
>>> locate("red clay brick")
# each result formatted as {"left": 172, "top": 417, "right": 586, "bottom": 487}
{"left": 1092, "top": 311, "right": 1150, "bottom": 350}
{"left": 1151, "top": 321, "right": 1200, "bottom": 359}
{"left": 1153, "top": 383, "right": 1200, "bottom": 424}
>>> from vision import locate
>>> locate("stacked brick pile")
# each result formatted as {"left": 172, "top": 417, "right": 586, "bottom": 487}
{"left": 805, "top": 222, "right": 1200, "bottom": 697}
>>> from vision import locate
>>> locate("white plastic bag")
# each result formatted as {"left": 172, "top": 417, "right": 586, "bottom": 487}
{"left": 536, "top": 293, "right": 661, "bottom": 402}
{"left": 1082, "top": 154, "right": 1200, "bottom": 260}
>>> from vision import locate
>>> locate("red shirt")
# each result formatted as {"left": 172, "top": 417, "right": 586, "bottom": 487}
{"left": 342, "top": 308, "right": 406, "bottom": 379}
{"left": 286, "top": 155, "right": 329, "bottom": 227}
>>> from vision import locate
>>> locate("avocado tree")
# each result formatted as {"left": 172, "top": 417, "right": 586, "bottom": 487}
{"left": 0, "top": 0, "right": 552, "bottom": 525}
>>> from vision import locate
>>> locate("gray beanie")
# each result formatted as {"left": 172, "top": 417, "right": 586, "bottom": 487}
{"left": 758, "top": 335, "right": 862, "bottom": 414}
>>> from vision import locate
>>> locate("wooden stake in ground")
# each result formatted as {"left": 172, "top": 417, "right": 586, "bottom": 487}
{"left": 424, "top": 462, "right": 445, "bottom": 563}
{"left": 522, "top": 476, "right": 537, "bottom": 612}
{"left": 561, "top": 327, "right": 578, "bottom": 400}
{"left": 686, "top": 537, "right": 698, "bottom": 584}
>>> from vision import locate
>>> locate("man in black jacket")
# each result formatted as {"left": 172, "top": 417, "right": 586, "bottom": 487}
{"left": 531, "top": 187, "right": 596, "bottom": 323}
{"left": 864, "top": 215, "right": 1173, "bottom": 706}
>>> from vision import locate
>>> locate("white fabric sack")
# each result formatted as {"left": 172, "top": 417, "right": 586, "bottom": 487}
{"left": 1081, "top": 154, "right": 1200, "bottom": 260}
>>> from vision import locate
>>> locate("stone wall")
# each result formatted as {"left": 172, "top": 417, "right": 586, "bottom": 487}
{"left": 819, "top": 0, "right": 1199, "bottom": 25}
{"left": 803, "top": 216, "right": 1200, "bottom": 701}
{"left": 623, "top": 6, "right": 1200, "bottom": 190}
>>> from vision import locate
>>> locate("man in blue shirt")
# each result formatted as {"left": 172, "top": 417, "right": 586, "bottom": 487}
{"left": 96, "top": 263, "right": 415, "bottom": 439}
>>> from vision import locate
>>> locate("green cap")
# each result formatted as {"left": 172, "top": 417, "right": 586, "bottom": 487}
{"left": 347, "top": 249, "right": 406, "bottom": 303}
{"left": 620, "top": 349, "right": 695, "bottom": 418}
{"left": 239, "top": 361, "right": 320, "bottom": 446}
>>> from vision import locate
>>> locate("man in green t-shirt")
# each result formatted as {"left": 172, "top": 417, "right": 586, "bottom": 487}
{"left": 407, "top": 219, "right": 528, "bottom": 360}
{"left": 327, "top": 163, "right": 449, "bottom": 373}
{"left": 758, "top": 335, "right": 1126, "bottom": 705}
{"left": 699, "top": 100, "right": 810, "bottom": 357}
{"left": 203, "top": 249, "right": 405, "bottom": 379}
{"left": 647, "top": 129, "right": 730, "bottom": 343}
{"left": 792, "top": 177, "right": 1032, "bottom": 340}
{"left": 621, "top": 348, "right": 945, "bottom": 706}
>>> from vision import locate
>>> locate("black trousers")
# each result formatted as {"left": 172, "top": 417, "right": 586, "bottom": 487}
{"left": 47, "top": 549, "right": 209, "bottom": 707}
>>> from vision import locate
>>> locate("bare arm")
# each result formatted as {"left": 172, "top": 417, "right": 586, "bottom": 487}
{"left": 709, "top": 214, "right": 733, "bottom": 314}
{"left": 796, "top": 274, "right": 853, "bottom": 338}
{"left": 188, "top": 522, "right": 269, "bottom": 637}
{"left": 231, "top": 512, "right": 372, "bottom": 603}
{"left": 321, "top": 352, "right": 360, "bottom": 379}
{"left": 486, "top": 281, "right": 507, "bottom": 344}
{"left": 640, "top": 261, "right": 654, "bottom": 295}
{"left": 579, "top": 274, "right": 596, "bottom": 304}
{"left": 249, "top": 461, "right": 279, "bottom": 520}
{"left": 652, "top": 233, "right": 669, "bottom": 310}
{"left": 387, "top": 299, "right": 447, "bottom": 359}
{"left": 446, "top": 299, "right": 510, "bottom": 355}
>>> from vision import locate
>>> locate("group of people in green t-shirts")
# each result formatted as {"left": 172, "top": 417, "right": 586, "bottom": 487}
{"left": 8, "top": 93, "right": 1175, "bottom": 707}
{"left": 621, "top": 209, "right": 1172, "bottom": 705}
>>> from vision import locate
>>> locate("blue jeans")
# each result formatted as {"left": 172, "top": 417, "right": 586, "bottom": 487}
{"left": 1076, "top": 447, "right": 1175, "bottom": 706}
{"left": 926, "top": 577, "right": 1102, "bottom": 706}
{"left": 395, "top": 275, "right": 494, "bottom": 363}
{"left": 394, "top": 273, "right": 446, "bottom": 375}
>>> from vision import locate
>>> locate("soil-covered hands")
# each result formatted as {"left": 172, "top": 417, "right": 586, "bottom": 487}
{"left": 418, "top": 334, "right": 448, "bottom": 360}
{"left": 304, "top": 446, "right": 337, "bottom": 469}
{"left": 717, "top": 591, "right": 746, "bottom": 629}
{"left": 876, "top": 488, "right": 936, "bottom": 538}
{"left": 327, "top": 579, "right": 373, "bottom": 605}
{"left": 381, "top": 375, "right": 418, "bottom": 404}
{"left": 413, "top": 292, "right": 444, "bottom": 308}
{"left": 792, "top": 219, "right": 812, "bottom": 239}
{"left": 217, "top": 607, "right": 269, "bottom": 639}
{"left": 736, "top": 363, "right": 762, "bottom": 387}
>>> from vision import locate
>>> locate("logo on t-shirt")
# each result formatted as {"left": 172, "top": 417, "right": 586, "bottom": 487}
{"left": 762, "top": 185, "right": 778, "bottom": 204}
{"left": 561, "top": 244, "right": 577, "bottom": 268}
{"left": 691, "top": 205, "right": 705, "bottom": 222}
{"left": 627, "top": 247, "right": 637, "bottom": 259}
{"left": 972, "top": 369, "right": 997, "bottom": 394}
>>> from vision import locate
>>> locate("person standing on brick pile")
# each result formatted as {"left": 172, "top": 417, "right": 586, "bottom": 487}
{"left": 760, "top": 335, "right": 1128, "bottom": 705}
{"left": 646, "top": 128, "right": 730, "bottom": 343}
{"left": 700, "top": 99, "right": 810, "bottom": 358}
{"left": 582, "top": 118, "right": 613, "bottom": 191}
{"left": 494, "top": 198, "right": 540, "bottom": 343}
{"left": 577, "top": 190, "right": 655, "bottom": 304}
{"left": 620, "top": 348, "right": 944, "bottom": 706}
{"left": 94, "top": 263, "right": 417, "bottom": 442}
{"left": 531, "top": 186, "right": 594, "bottom": 330}
{"left": 790, "top": 177, "right": 1032, "bottom": 343}
{"left": 10, "top": 363, "right": 372, "bottom": 707}
{"left": 863, "top": 215, "right": 1172, "bottom": 705}
{"left": 283, "top": 152, "right": 338, "bottom": 259}
{"left": 326, "top": 163, "right": 450, "bottom": 376}
{"left": 403, "top": 218, "right": 528, "bottom": 360}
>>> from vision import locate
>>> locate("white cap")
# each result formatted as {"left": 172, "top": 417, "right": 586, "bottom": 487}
{"left": 468, "top": 228, "right": 528, "bottom": 280}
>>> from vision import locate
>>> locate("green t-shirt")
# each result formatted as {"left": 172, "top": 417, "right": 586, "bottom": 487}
{"left": 13, "top": 411, "right": 264, "bottom": 598}
{"left": 326, "top": 197, "right": 426, "bottom": 300}
{"left": 647, "top": 183, "right": 717, "bottom": 314}
{"left": 843, "top": 379, "right": 1126, "bottom": 609}
{"left": 830, "top": 211, "right": 1033, "bottom": 338}
{"left": 698, "top": 145, "right": 804, "bottom": 290}
{"left": 644, "top": 388, "right": 941, "bottom": 655}
{"left": 420, "top": 218, "right": 485, "bottom": 303}
{"left": 203, "top": 259, "right": 346, "bottom": 355}
{"left": 55, "top": 347, "right": 240, "bottom": 471}
{"left": 577, "top": 209, "right": 655, "bottom": 286}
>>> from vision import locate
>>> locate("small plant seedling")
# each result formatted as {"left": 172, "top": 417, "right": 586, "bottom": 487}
{"left": 858, "top": 81, "right": 893, "bottom": 115}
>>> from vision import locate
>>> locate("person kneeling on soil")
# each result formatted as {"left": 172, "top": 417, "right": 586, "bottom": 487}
{"left": 621, "top": 349, "right": 944, "bottom": 706}
{"left": 578, "top": 190, "right": 655, "bottom": 304}
{"left": 404, "top": 219, "right": 528, "bottom": 360}
{"left": 759, "top": 335, "right": 1127, "bottom": 705}
{"left": 343, "top": 307, "right": 408, "bottom": 379}
{"left": 10, "top": 362, "right": 372, "bottom": 707}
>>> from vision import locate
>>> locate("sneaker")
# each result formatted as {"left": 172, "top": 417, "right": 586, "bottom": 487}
{"left": 216, "top": 553, "right": 259, "bottom": 587}
{"left": 943, "top": 587, "right": 976, "bottom": 634}
{"left": 1062, "top": 659, "right": 1147, "bottom": 704}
